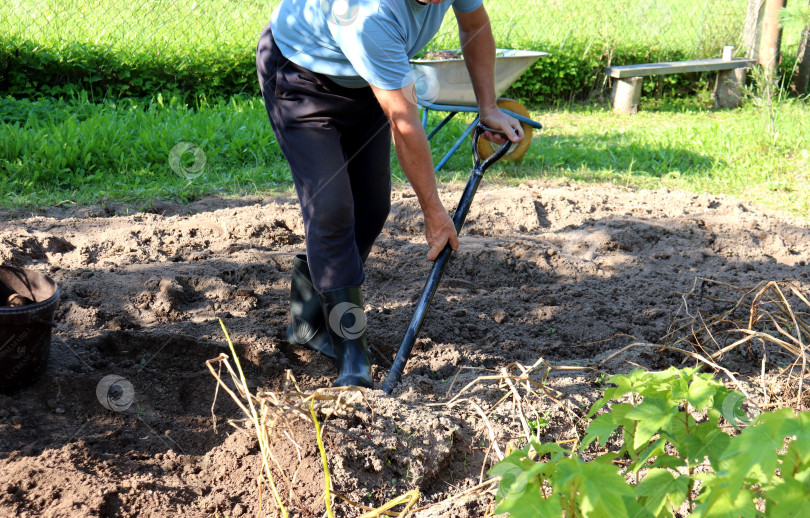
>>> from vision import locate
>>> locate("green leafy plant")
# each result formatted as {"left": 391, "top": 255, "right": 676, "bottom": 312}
{"left": 527, "top": 414, "right": 549, "bottom": 433}
{"left": 490, "top": 367, "right": 810, "bottom": 517}
{"left": 780, "top": 4, "right": 810, "bottom": 35}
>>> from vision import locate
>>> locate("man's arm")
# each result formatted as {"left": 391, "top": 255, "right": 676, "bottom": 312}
{"left": 455, "top": 5, "right": 523, "bottom": 144}
{"left": 370, "top": 83, "right": 459, "bottom": 262}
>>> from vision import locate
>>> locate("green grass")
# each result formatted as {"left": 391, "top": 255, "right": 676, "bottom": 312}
{"left": 1, "top": 0, "right": 807, "bottom": 214}
{"left": 491, "top": 99, "right": 810, "bottom": 215}
{"left": 2, "top": 92, "right": 808, "bottom": 215}
{"left": 0, "top": 93, "right": 289, "bottom": 208}
{"left": 421, "top": 95, "right": 810, "bottom": 216}
{"left": 2, "top": 0, "right": 796, "bottom": 71}
{"left": 1, "top": 0, "right": 275, "bottom": 57}
{"left": 433, "top": 0, "right": 751, "bottom": 57}
{"left": 0, "top": 0, "right": 752, "bottom": 57}
{"left": 5, "top": 0, "right": 797, "bottom": 101}
{"left": 0, "top": 0, "right": 801, "bottom": 88}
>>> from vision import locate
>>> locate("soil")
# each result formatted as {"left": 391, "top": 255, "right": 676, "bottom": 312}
{"left": 418, "top": 50, "right": 504, "bottom": 60}
{"left": 421, "top": 50, "right": 463, "bottom": 61}
{"left": 0, "top": 180, "right": 808, "bottom": 517}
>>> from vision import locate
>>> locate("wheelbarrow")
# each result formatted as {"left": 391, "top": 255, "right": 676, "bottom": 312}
{"left": 409, "top": 49, "right": 547, "bottom": 171}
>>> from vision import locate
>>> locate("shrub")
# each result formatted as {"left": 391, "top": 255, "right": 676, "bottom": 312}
{"left": 491, "top": 367, "right": 810, "bottom": 517}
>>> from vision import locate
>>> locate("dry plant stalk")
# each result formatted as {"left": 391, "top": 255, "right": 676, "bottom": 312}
{"left": 207, "top": 319, "right": 377, "bottom": 516}
{"left": 209, "top": 321, "right": 289, "bottom": 517}
{"left": 603, "top": 278, "right": 810, "bottom": 411}
{"left": 208, "top": 320, "right": 429, "bottom": 517}
{"left": 206, "top": 355, "right": 372, "bottom": 515}
{"left": 421, "top": 357, "right": 585, "bottom": 513}
{"left": 437, "top": 358, "right": 583, "bottom": 440}
{"left": 668, "top": 278, "right": 809, "bottom": 408}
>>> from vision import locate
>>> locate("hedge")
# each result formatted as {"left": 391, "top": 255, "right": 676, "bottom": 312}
{"left": 0, "top": 35, "right": 797, "bottom": 105}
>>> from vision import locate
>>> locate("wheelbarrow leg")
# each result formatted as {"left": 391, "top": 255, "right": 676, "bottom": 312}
{"left": 435, "top": 115, "right": 479, "bottom": 172}
{"left": 426, "top": 112, "right": 459, "bottom": 141}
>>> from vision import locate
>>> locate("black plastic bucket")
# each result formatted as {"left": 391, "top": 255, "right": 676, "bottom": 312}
{"left": 0, "top": 266, "right": 60, "bottom": 393}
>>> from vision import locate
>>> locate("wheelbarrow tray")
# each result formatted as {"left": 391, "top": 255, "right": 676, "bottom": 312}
{"left": 410, "top": 49, "right": 547, "bottom": 106}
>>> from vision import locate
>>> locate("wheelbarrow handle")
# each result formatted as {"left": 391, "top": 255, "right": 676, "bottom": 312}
{"left": 381, "top": 123, "right": 511, "bottom": 395}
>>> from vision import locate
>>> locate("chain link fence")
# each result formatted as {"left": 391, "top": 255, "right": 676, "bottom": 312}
{"left": 2, "top": 0, "right": 272, "bottom": 61}
{"left": 0, "top": 0, "right": 749, "bottom": 100}
{"left": 443, "top": 0, "right": 747, "bottom": 59}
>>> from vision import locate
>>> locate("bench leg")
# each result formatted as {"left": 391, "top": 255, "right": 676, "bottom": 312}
{"left": 611, "top": 77, "right": 643, "bottom": 114}
{"left": 714, "top": 69, "right": 747, "bottom": 109}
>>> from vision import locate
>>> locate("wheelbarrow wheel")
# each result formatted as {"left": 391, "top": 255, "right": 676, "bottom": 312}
{"left": 475, "top": 98, "right": 533, "bottom": 162}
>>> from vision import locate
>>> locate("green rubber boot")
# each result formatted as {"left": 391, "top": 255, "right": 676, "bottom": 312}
{"left": 319, "top": 286, "right": 373, "bottom": 388}
{"left": 285, "top": 254, "right": 335, "bottom": 359}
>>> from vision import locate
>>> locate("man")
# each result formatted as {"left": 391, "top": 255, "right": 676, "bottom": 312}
{"left": 256, "top": 0, "right": 523, "bottom": 388}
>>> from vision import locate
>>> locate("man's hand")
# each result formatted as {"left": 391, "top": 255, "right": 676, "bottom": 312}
{"left": 479, "top": 105, "right": 523, "bottom": 145}
{"left": 424, "top": 205, "right": 459, "bottom": 261}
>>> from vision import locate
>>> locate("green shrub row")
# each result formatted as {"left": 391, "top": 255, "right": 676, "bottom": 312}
{"left": 506, "top": 49, "right": 797, "bottom": 104}
{"left": 0, "top": 36, "right": 257, "bottom": 101}
{"left": 5, "top": 35, "right": 796, "bottom": 105}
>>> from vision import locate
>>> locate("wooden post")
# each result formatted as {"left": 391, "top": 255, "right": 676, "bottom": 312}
{"left": 610, "top": 77, "right": 643, "bottom": 114}
{"left": 744, "top": 0, "right": 767, "bottom": 60}
{"left": 759, "top": 0, "right": 786, "bottom": 78}
{"left": 714, "top": 68, "right": 748, "bottom": 108}
{"left": 791, "top": 23, "right": 810, "bottom": 95}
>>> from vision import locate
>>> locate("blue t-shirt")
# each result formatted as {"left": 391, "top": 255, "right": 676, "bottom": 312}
{"left": 270, "top": 0, "right": 483, "bottom": 89}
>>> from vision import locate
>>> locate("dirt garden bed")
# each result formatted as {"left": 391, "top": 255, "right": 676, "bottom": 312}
{"left": 0, "top": 180, "right": 808, "bottom": 517}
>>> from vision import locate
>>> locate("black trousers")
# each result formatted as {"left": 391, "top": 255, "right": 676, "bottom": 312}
{"left": 256, "top": 25, "right": 392, "bottom": 293}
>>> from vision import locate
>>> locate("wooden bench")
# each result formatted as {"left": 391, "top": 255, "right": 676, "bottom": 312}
{"left": 605, "top": 50, "right": 756, "bottom": 114}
